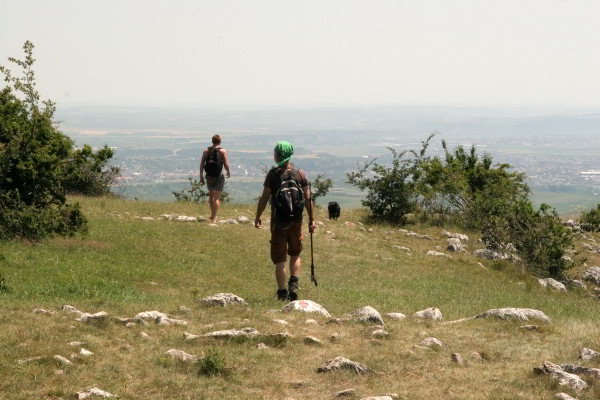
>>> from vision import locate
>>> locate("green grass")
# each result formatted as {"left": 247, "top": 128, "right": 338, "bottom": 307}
{"left": 0, "top": 196, "right": 599, "bottom": 399}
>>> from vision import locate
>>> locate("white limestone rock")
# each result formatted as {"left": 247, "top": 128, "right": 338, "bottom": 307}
{"left": 76, "top": 387, "right": 117, "bottom": 399}
{"left": 560, "top": 364, "right": 600, "bottom": 379}
{"left": 414, "top": 307, "right": 443, "bottom": 321}
{"left": 348, "top": 306, "right": 384, "bottom": 325}
{"left": 538, "top": 278, "right": 567, "bottom": 292}
{"left": 53, "top": 355, "right": 72, "bottom": 366}
{"left": 419, "top": 337, "right": 444, "bottom": 349}
{"left": 237, "top": 216, "right": 250, "bottom": 223}
{"left": 273, "top": 319, "right": 289, "bottom": 326}
{"left": 203, "top": 327, "right": 259, "bottom": 339}
{"left": 385, "top": 312, "right": 406, "bottom": 321}
{"left": 218, "top": 218, "right": 239, "bottom": 224}
{"left": 580, "top": 347, "right": 600, "bottom": 361}
{"left": 305, "top": 319, "right": 318, "bottom": 326}
{"left": 451, "top": 352, "right": 465, "bottom": 365}
{"left": 582, "top": 266, "right": 600, "bottom": 284}
{"left": 156, "top": 316, "right": 188, "bottom": 326}
{"left": 441, "top": 230, "right": 469, "bottom": 242}
{"left": 475, "top": 308, "right": 551, "bottom": 323}
{"left": 77, "top": 311, "right": 109, "bottom": 323}
{"left": 16, "top": 356, "right": 46, "bottom": 364}
{"left": 79, "top": 348, "right": 94, "bottom": 357}
{"left": 283, "top": 300, "right": 331, "bottom": 317}
{"left": 165, "top": 349, "right": 198, "bottom": 363}
{"left": 427, "top": 250, "right": 449, "bottom": 257}
{"left": 199, "top": 293, "right": 248, "bottom": 307}
{"left": 303, "top": 336, "right": 323, "bottom": 345}
{"left": 317, "top": 356, "right": 371, "bottom": 374}
{"left": 183, "top": 332, "right": 200, "bottom": 341}
{"left": 406, "top": 232, "right": 432, "bottom": 240}
{"left": 256, "top": 343, "right": 269, "bottom": 350}
{"left": 33, "top": 308, "right": 56, "bottom": 315}
{"left": 534, "top": 361, "right": 588, "bottom": 391}
{"left": 555, "top": 393, "right": 577, "bottom": 400}
{"left": 68, "top": 341, "right": 86, "bottom": 347}
{"left": 371, "top": 329, "right": 389, "bottom": 339}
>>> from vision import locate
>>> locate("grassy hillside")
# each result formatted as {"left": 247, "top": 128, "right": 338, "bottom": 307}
{"left": 1, "top": 196, "right": 599, "bottom": 399}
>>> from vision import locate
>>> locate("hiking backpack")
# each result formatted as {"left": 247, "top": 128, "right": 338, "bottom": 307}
{"left": 204, "top": 146, "right": 223, "bottom": 177}
{"left": 274, "top": 168, "right": 305, "bottom": 226}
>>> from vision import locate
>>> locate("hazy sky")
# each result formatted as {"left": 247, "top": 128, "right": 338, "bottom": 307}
{"left": 1, "top": 0, "right": 599, "bottom": 108}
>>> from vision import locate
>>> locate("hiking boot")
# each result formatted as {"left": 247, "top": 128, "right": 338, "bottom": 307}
{"left": 288, "top": 276, "right": 298, "bottom": 301}
{"left": 276, "top": 289, "right": 288, "bottom": 301}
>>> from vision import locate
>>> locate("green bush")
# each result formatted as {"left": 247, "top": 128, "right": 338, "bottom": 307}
{"left": 580, "top": 204, "right": 600, "bottom": 232}
{"left": 197, "top": 348, "right": 227, "bottom": 377}
{"left": 62, "top": 144, "right": 120, "bottom": 196}
{"left": 172, "top": 177, "right": 229, "bottom": 203}
{"left": 311, "top": 173, "right": 332, "bottom": 203}
{"left": 0, "top": 41, "right": 87, "bottom": 240}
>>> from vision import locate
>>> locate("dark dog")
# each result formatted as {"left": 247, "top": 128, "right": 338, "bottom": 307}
{"left": 328, "top": 201, "right": 341, "bottom": 221}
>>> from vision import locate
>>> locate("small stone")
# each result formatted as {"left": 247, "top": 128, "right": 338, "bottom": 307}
{"left": 203, "top": 327, "right": 259, "bottom": 339}
{"left": 534, "top": 361, "right": 588, "bottom": 391}
{"left": 335, "top": 388, "right": 356, "bottom": 397}
{"left": 273, "top": 319, "right": 289, "bottom": 326}
{"left": 427, "top": 250, "right": 449, "bottom": 257}
{"left": 538, "top": 278, "right": 567, "bottom": 292}
{"left": 303, "top": 336, "right": 322, "bottom": 346}
{"left": 305, "top": 319, "right": 318, "bottom": 325}
{"left": 54, "top": 369, "right": 64, "bottom": 375}
{"left": 140, "top": 332, "right": 150, "bottom": 339}
{"left": 581, "top": 347, "right": 600, "bottom": 361}
{"left": 16, "top": 356, "right": 46, "bottom": 364}
{"left": 348, "top": 306, "right": 384, "bottom": 325}
{"left": 33, "top": 308, "right": 55, "bottom": 315}
{"left": 583, "top": 266, "right": 600, "bottom": 284}
{"left": 414, "top": 307, "right": 443, "bottom": 321}
{"left": 53, "top": 355, "right": 72, "bottom": 366}
{"left": 237, "top": 216, "right": 250, "bottom": 223}
{"left": 156, "top": 316, "right": 188, "bottom": 326}
{"left": 76, "top": 387, "right": 117, "bottom": 399}
{"left": 471, "top": 352, "right": 483, "bottom": 361}
{"left": 79, "top": 348, "right": 94, "bottom": 357}
{"left": 330, "top": 332, "right": 340, "bottom": 341}
{"left": 419, "top": 337, "right": 444, "bottom": 349}
{"left": 555, "top": 393, "right": 576, "bottom": 400}
{"left": 183, "top": 332, "right": 200, "bottom": 340}
{"left": 256, "top": 343, "right": 269, "bottom": 350}
{"left": 199, "top": 293, "right": 248, "bottom": 307}
{"left": 451, "top": 352, "right": 465, "bottom": 365}
{"left": 385, "top": 312, "right": 406, "bottom": 321}
{"left": 68, "top": 341, "right": 86, "bottom": 347}
{"left": 283, "top": 300, "right": 331, "bottom": 317}
{"left": 317, "top": 356, "right": 371, "bottom": 374}
{"left": 125, "top": 322, "right": 136, "bottom": 328}
{"left": 77, "top": 311, "right": 109, "bottom": 323}
{"left": 165, "top": 349, "right": 198, "bottom": 363}
{"left": 392, "top": 245, "right": 410, "bottom": 252}
{"left": 178, "top": 306, "right": 192, "bottom": 312}
{"left": 371, "top": 329, "right": 389, "bottom": 339}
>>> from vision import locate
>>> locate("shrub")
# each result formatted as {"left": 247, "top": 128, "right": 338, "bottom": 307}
{"left": 197, "top": 348, "right": 227, "bottom": 377}
{"left": 311, "top": 173, "right": 332, "bottom": 203}
{"left": 0, "top": 41, "right": 87, "bottom": 240}
{"left": 580, "top": 204, "right": 600, "bottom": 232}
{"left": 62, "top": 144, "right": 120, "bottom": 196}
{"left": 172, "top": 177, "right": 229, "bottom": 203}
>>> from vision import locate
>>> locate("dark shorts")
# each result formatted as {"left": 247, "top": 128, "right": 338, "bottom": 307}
{"left": 206, "top": 174, "right": 225, "bottom": 191}
{"left": 270, "top": 221, "right": 304, "bottom": 264}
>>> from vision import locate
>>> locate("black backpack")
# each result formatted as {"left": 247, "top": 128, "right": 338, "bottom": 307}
{"left": 274, "top": 168, "right": 305, "bottom": 227}
{"left": 204, "top": 146, "right": 223, "bottom": 177}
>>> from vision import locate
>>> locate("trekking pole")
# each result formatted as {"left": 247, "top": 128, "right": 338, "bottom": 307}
{"left": 308, "top": 183, "right": 318, "bottom": 287}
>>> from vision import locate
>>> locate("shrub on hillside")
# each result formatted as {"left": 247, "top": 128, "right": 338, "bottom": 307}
{"left": 580, "top": 204, "right": 600, "bottom": 232}
{"left": 0, "top": 41, "right": 87, "bottom": 240}
{"left": 311, "top": 173, "right": 332, "bottom": 203}
{"left": 62, "top": 144, "right": 120, "bottom": 196}
{"left": 172, "top": 177, "right": 229, "bottom": 203}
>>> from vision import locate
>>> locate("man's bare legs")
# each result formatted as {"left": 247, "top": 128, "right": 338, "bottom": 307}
{"left": 275, "top": 256, "right": 301, "bottom": 300}
{"left": 209, "top": 190, "right": 221, "bottom": 223}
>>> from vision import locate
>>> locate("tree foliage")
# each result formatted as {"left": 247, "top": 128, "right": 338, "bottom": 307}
{"left": 62, "top": 144, "right": 120, "bottom": 196}
{"left": 0, "top": 41, "right": 88, "bottom": 240}
{"left": 172, "top": 177, "right": 229, "bottom": 203}
{"left": 311, "top": 173, "right": 332, "bottom": 203}
{"left": 580, "top": 204, "right": 600, "bottom": 232}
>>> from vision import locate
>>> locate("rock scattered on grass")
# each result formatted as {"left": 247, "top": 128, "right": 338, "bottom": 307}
{"left": 79, "top": 348, "right": 94, "bottom": 357}
{"left": 471, "top": 352, "right": 483, "bottom": 361}
{"left": 560, "top": 364, "right": 600, "bottom": 379}
{"left": 426, "top": 250, "right": 449, "bottom": 257}
{"left": 414, "top": 307, "right": 443, "bottom": 321}
{"left": 203, "top": 327, "right": 259, "bottom": 339}
{"left": 406, "top": 231, "right": 432, "bottom": 240}
{"left": 392, "top": 245, "right": 410, "bottom": 252}
{"left": 273, "top": 319, "right": 289, "bottom": 326}
{"left": 477, "top": 308, "right": 551, "bottom": 323}
{"left": 317, "top": 356, "right": 371, "bottom": 374}
{"left": 538, "top": 278, "right": 567, "bottom": 292}
{"left": 156, "top": 316, "right": 188, "bottom": 326}
{"left": 199, "top": 293, "right": 248, "bottom": 307}
{"left": 419, "top": 337, "right": 444, "bottom": 349}
{"left": 219, "top": 218, "right": 239, "bottom": 224}
{"left": 178, "top": 306, "right": 192, "bottom": 313}
{"left": 451, "top": 353, "right": 465, "bottom": 365}
{"left": 237, "top": 216, "right": 250, "bottom": 223}
{"left": 53, "top": 355, "right": 72, "bottom": 366}
{"left": 371, "top": 329, "right": 388, "bottom": 339}
{"left": 283, "top": 300, "right": 331, "bottom": 317}
{"left": 16, "top": 356, "right": 46, "bottom": 365}
{"left": 580, "top": 347, "right": 600, "bottom": 361}
{"left": 68, "top": 341, "right": 86, "bottom": 347}
{"left": 330, "top": 332, "right": 339, "bottom": 341}
{"left": 441, "top": 230, "right": 469, "bottom": 242}
{"left": 183, "top": 332, "right": 200, "bottom": 341}
{"left": 77, "top": 311, "right": 109, "bottom": 323}
{"left": 555, "top": 393, "right": 576, "bottom": 400}
{"left": 256, "top": 343, "right": 269, "bottom": 350}
{"left": 140, "top": 332, "right": 150, "bottom": 339}
{"left": 385, "top": 312, "right": 406, "bottom": 321}
{"left": 583, "top": 266, "right": 600, "bottom": 284}
{"left": 534, "top": 361, "right": 588, "bottom": 391}
{"left": 76, "top": 387, "right": 117, "bottom": 399}
{"left": 303, "top": 336, "right": 322, "bottom": 346}
{"left": 347, "top": 306, "right": 384, "bottom": 325}
{"left": 165, "top": 349, "right": 198, "bottom": 363}
{"left": 305, "top": 319, "right": 318, "bottom": 325}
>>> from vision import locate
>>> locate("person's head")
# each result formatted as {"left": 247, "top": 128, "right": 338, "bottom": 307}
{"left": 274, "top": 141, "right": 294, "bottom": 167}
{"left": 212, "top": 134, "right": 222, "bottom": 145}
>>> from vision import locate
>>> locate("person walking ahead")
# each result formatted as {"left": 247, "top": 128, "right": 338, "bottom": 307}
{"left": 255, "top": 141, "right": 315, "bottom": 301}
{"left": 200, "top": 134, "right": 231, "bottom": 223}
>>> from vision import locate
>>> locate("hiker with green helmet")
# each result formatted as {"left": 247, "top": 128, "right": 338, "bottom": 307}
{"left": 255, "top": 141, "right": 316, "bottom": 301}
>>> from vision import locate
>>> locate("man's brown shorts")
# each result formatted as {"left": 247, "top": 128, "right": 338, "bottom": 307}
{"left": 270, "top": 221, "right": 304, "bottom": 264}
